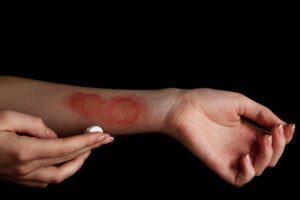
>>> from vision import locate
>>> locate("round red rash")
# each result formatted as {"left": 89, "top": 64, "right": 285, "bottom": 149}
{"left": 105, "top": 97, "right": 141, "bottom": 125}
{"left": 65, "top": 92, "right": 106, "bottom": 122}
{"left": 65, "top": 92, "right": 142, "bottom": 125}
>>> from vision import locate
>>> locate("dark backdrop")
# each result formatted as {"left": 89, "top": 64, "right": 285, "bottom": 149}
{"left": 0, "top": 1, "right": 299, "bottom": 197}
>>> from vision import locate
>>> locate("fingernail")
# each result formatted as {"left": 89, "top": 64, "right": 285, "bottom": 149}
{"left": 46, "top": 128, "right": 57, "bottom": 138}
{"left": 282, "top": 122, "right": 287, "bottom": 126}
{"left": 278, "top": 124, "right": 284, "bottom": 136}
{"left": 84, "top": 151, "right": 91, "bottom": 159}
{"left": 291, "top": 124, "right": 296, "bottom": 133}
{"left": 100, "top": 136, "right": 114, "bottom": 145}
{"left": 267, "top": 135, "right": 272, "bottom": 146}
{"left": 246, "top": 154, "right": 251, "bottom": 165}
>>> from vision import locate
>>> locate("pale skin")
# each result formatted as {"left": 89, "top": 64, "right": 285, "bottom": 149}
{"left": 0, "top": 76, "right": 295, "bottom": 187}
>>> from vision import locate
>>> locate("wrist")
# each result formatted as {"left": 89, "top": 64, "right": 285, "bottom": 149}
{"left": 145, "top": 88, "right": 186, "bottom": 135}
{"left": 160, "top": 88, "right": 191, "bottom": 139}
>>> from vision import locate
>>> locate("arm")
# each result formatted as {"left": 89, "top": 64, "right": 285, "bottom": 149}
{"left": 0, "top": 76, "right": 174, "bottom": 136}
{"left": 0, "top": 76, "right": 295, "bottom": 186}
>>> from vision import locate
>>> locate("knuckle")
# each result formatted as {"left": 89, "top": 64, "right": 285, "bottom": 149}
{"left": 231, "top": 92, "right": 245, "bottom": 101}
{"left": 50, "top": 173, "right": 64, "bottom": 184}
{"left": 56, "top": 145, "right": 71, "bottom": 156}
{"left": 233, "top": 93, "right": 248, "bottom": 105}
{"left": 0, "top": 110, "right": 13, "bottom": 123}
{"left": 35, "top": 117, "right": 44, "bottom": 124}
{"left": 11, "top": 148, "right": 31, "bottom": 163}
{"left": 33, "top": 117, "right": 46, "bottom": 128}
{"left": 13, "top": 165, "right": 32, "bottom": 176}
{"left": 261, "top": 107, "right": 272, "bottom": 116}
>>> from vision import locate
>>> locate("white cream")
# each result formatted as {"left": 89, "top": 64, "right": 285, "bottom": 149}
{"left": 86, "top": 125, "right": 103, "bottom": 133}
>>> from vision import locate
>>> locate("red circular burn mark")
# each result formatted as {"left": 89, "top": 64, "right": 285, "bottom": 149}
{"left": 65, "top": 92, "right": 106, "bottom": 122}
{"left": 105, "top": 97, "right": 141, "bottom": 125}
{"left": 65, "top": 92, "right": 142, "bottom": 125}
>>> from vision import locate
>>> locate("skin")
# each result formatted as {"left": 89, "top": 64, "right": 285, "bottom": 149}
{"left": 0, "top": 111, "right": 114, "bottom": 188}
{"left": 0, "top": 76, "right": 295, "bottom": 187}
{"left": 165, "top": 89, "right": 295, "bottom": 185}
{"left": 64, "top": 92, "right": 143, "bottom": 125}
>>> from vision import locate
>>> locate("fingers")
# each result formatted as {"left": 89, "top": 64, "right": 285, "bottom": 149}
{"left": 0, "top": 129, "right": 114, "bottom": 187}
{"left": 23, "top": 151, "right": 91, "bottom": 184}
{"left": 284, "top": 124, "right": 296, "bottom": 144}
{"left": 239, "top": 96, "right": 295, "bottom": 143}
{"left": 5, "top": 178, "right": 48, "bottom": 188}
{"left": 269, "top": 124, "right": 285, "bottom": 166}
{"left": 0, "top": 128, "right": 113, "bottom": 181}
{"left": 0, "top": 110, "right": 57, "bottom": 139}
{"left": 3, "top": 151, "right": 91, "bottom": 187}
{"left": 22, "top": 132, "right": 111, "bottom": 160}
{"left": 235, "top": 154, "right": 255, "bottom": 187}
{"left": 253, "top": 134, "right": 273, "bottom": 175}
{"left": 234, "top": 123, "right": 294, "bottom": 187}
{"left": 20, "top": 134, "right": 113, "bottom": 173}
{"left": 238, "top": 97, "right": 285, "bottom": 129}
{"left": 269, "top": 123, "right": 295, "bottom": 166}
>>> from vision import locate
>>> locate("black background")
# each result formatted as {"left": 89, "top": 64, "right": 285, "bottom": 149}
{"left": 0, "top": 1, "right": 299, "bottom": 197}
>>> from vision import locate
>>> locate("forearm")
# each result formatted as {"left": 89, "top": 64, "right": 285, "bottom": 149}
{"left": 0, "top": 76, "right": 179, "bottom": 137}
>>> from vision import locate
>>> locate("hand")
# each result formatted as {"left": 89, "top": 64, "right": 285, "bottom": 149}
{"left": 165, "top": 89, "right": 295, "bottom": 187}
{"left": 0, "top": 110, "right": 113, "bottom": 188}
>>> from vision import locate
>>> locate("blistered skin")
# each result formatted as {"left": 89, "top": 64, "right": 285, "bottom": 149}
{"left": 65, "top": 92, "right": 142, "bottom": 125}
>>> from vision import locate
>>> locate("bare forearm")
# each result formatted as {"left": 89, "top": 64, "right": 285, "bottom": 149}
{"left": 0, "top": 76, "right": 178, "bottom": 136}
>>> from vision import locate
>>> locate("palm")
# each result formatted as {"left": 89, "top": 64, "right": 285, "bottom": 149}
{"left": 167, "top": 89, "right": 293, "bottom": 186}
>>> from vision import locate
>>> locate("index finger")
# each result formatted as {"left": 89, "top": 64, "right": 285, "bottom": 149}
{"left": 20, "top": 132, "right": 106, "bottom": 160}
{"left": 0, "top": 110, "right": 56, "bottom": 138}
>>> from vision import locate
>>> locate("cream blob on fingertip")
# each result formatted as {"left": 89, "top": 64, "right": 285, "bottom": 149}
{"left": 85, "top": 125, "right": 104, "bottom": 133}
